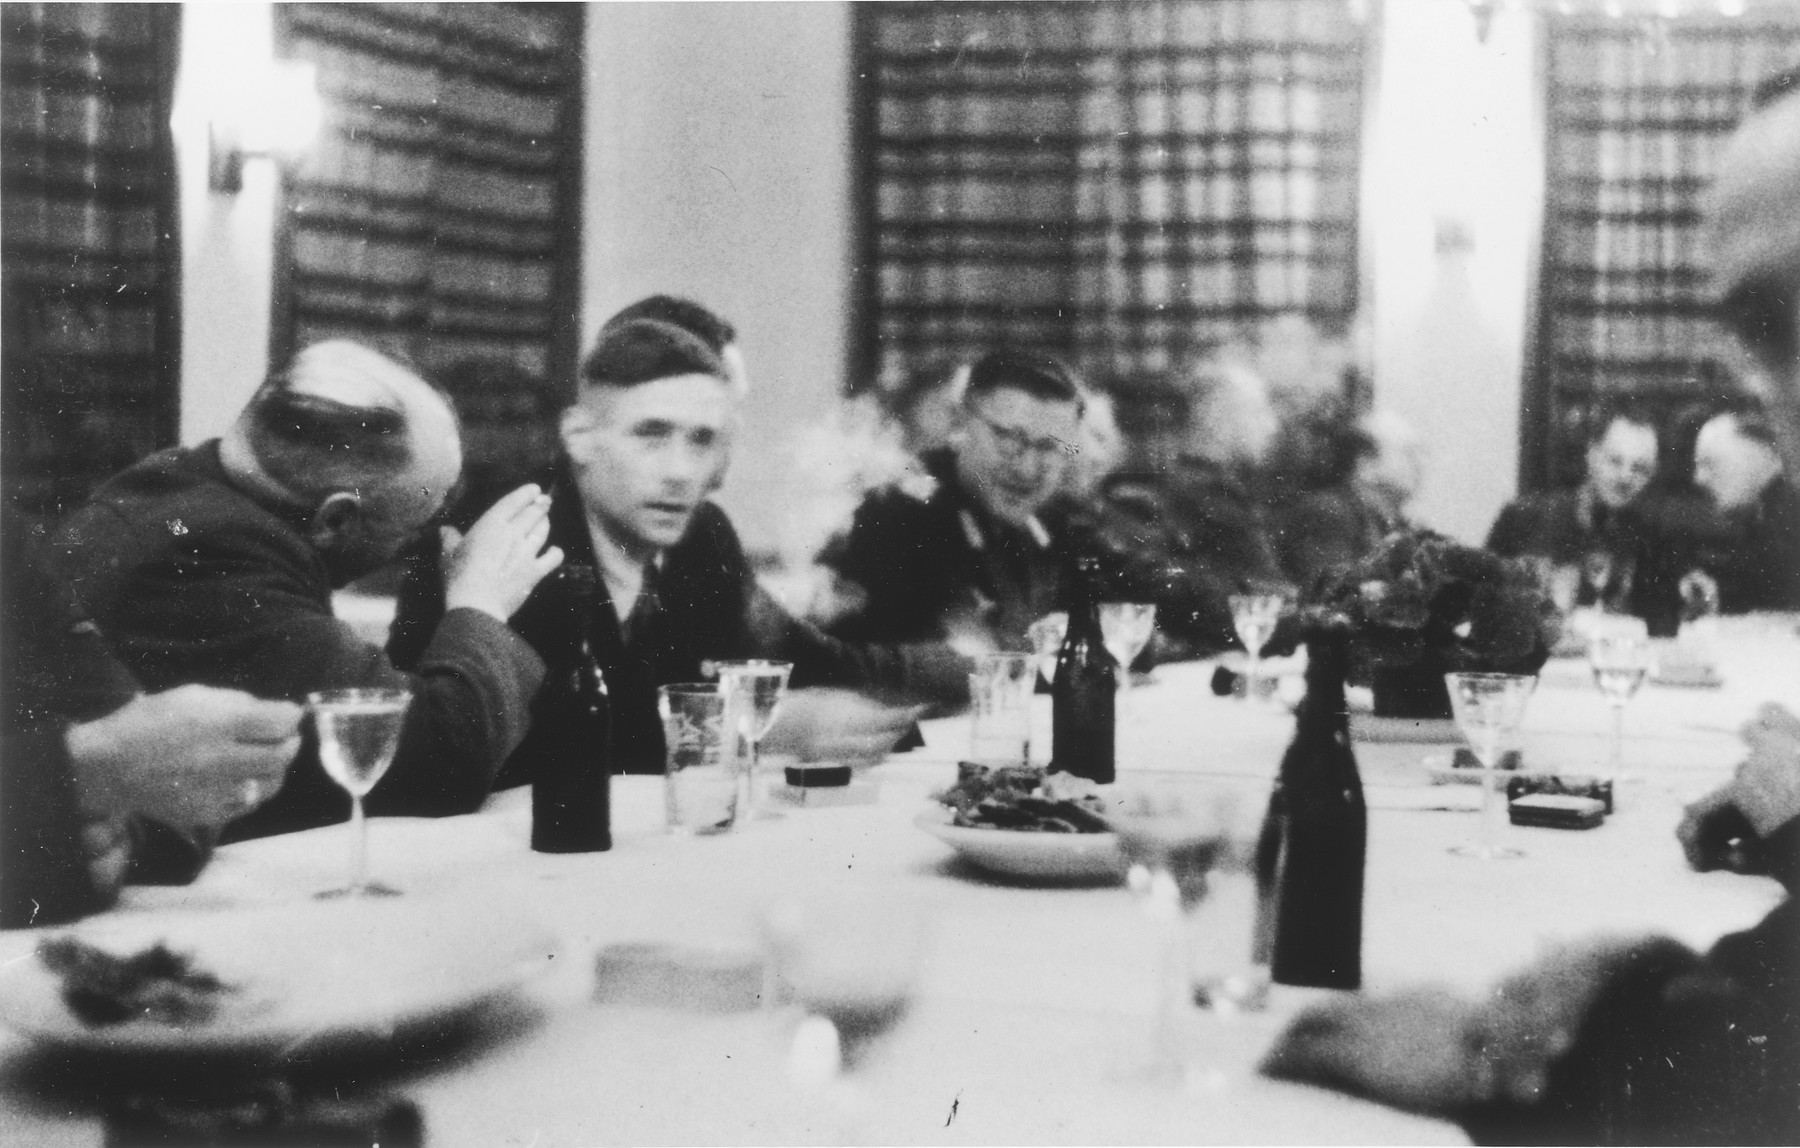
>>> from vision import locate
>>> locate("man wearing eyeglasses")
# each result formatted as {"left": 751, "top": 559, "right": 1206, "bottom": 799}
{"left": 827, "top": 348, "right": 1084, "bottom": 652}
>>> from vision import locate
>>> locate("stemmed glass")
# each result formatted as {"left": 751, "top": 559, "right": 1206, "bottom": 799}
{"left": 1027, "top": 611, "right": 1068, "bottom": 686}
{"left": 1588, "top": 619, "right": 1653, "bottom": 784}
{"left": 1229, "top": 593, "right": 1287, "bottom": 701}
{"left": 1443, "top": 673, "right": 1537, "bottom": 861}
{"left": 713, "top": 660, "right": 793, "bottom": 820}
{"left": 1099, "top": 602, "right": 1157, "bottom": 714}
{"left": 1106, "top": 779, "right": 1264, "bottom": 1084}
{"left": 307, "top": 687, "right": 411, "bottom": 897}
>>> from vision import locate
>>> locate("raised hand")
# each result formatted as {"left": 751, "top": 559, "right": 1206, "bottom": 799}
{"left": 64, "top": 684, "right": 302, "bottom": 829}
{"left": 442, "top": 483, "right": 564, "bottom": 622}
{"left": 760, "top": 688, "right": 924, "bottom": 768}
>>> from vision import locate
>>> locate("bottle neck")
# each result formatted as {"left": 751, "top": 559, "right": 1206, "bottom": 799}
{"left": 1298, "top": 637, "right": 1351, "bottom": 730}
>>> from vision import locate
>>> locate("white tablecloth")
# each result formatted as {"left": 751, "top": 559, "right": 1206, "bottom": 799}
{"left": 3, "top": 620, "right": 1794, "bottom": 1147}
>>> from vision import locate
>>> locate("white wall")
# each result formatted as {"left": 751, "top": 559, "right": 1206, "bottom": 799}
{"left": 1363, "top": 0, "right": 1543, "bottom": 543}
{"left": 172, "top": 2, "right": 280, "bottom": 444}
{"left": 582, "top": 2, "right": 855, "bottom": 553}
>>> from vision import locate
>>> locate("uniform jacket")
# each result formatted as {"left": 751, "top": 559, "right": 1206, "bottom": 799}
{"left": 51, "top": 442, "right": 546, "bottom": 840}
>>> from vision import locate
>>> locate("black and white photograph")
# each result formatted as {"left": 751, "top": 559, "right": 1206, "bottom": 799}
{"left": 0, "top": 1, "right": 1795, "bottom": 1144}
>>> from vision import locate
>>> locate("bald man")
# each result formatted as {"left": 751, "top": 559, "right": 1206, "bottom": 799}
{"left": 54, "top": 341, "right": 561, "bottom": 840}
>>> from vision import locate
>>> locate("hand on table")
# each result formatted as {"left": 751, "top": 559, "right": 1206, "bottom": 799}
{"left": 760, "top": 689, "right": 924, "bottom": 767}
{"left": 442, "top": 483, "right": 563, "bottom": 622}
{"left": 64, "top": 684, "right": 302, "bottom": 830}
{"left": 1263, "top": 937, "right": 1651, "bottom": 1115}
{"left": 1261, "top": 988, "right": 1486, "bottom": 1112}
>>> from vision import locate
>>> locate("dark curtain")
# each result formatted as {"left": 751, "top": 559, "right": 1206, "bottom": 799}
{"left": 1, "top": 2, "right": 181, "bottom": 521}
{"left": 854, "top": 0, "right": 1365, "bottom": 394}
{"left": 271, "top": 3, "right": 583, "bottom": 500}
{"left": 1528, "top": 11, "right": 1800, "bottom": 491}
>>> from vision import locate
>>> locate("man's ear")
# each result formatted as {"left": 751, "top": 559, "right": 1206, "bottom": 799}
{"left": 307, "top": 491, "right": 363, "bottom": 550}
{"left": 559, "top": 402, "right": 594, "bottom": 450}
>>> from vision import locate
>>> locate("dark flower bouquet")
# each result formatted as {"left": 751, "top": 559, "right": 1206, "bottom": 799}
{"left": 1305, "top": 530, "right": 1557, "bottom": 686}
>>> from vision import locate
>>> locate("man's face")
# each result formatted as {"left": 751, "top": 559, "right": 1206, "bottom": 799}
{"left": 560, "top": 372, "right": 731, "bottom": 556}
{"left": 1694, "top": 416, "right": 1781, "bottom": 512}
{"left": 953, "top": 387, "right": 1081, "bottom": 526}
{"left": 1584, "top": 419, "right": 1659, "bottom": 510}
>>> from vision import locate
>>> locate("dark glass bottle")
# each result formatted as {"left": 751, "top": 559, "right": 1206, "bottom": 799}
{"left": 532, "top": 564, "right": 612, "bottom": 853}
{"left": 1051, "top": 557, "right": 1117, "bottom": 784}
{"left": 1253, "top": 634, "right": 1365, "bottom": 989}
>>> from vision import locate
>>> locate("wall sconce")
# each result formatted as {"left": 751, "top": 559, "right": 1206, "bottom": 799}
{"left": 207, "top": 59, "right": 322, "bottom": 193}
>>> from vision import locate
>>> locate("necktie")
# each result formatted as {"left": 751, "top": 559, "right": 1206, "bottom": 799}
{"left": 621, "top": 561, "right": 661, "bottom": 649}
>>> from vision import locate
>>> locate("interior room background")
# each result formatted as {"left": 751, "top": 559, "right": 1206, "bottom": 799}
{"left": 6, "top": 0, "right": 1799, "bottom": 555}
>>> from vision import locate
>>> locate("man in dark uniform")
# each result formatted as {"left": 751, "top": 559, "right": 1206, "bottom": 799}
{"left": 390, "top": 319, "right": 968, "bottom": 778}
{"left": 52, "top": 341, "right": 559, "bottom": 840}
{"left": 825, "top": 348, "right": 1084, "bottom": 652}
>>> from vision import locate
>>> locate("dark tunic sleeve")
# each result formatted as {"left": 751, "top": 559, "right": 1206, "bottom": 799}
{"left": 1, "top": 511, "right": 139, "bottom": 927}
{"left": 1458, "top": 819, "right": 1800, "bottom": 1146}
{"left": 55, "top": 490, "right": 546, "bottom": 840}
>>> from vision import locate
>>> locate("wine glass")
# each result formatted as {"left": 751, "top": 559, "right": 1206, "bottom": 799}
{"left": 1027, "top": 611, "right": 1068, "bottom": 686}
{"left": 1099, "top": 601, "right": 1157, "bottom": 719}
{"left": 1228, "top": 593, "right": 1287, "bottom": 702}
{"left": 307, "top": 687, "right": 411, "bottom": 897}
{"left": 760, "top": 884, "right": 933, "bottom": 1080}
{"left": 712, "top": 660, "right": 793, "bottom": 819}
{"left": 1106, "top": 779, "right": 1265, "bottom": 1084}
{"left": 1588, "top": 619, "right": 1653, "bottom": 785}
{"left": 1443, "top": 673, "right": 1537, "bottom": 861}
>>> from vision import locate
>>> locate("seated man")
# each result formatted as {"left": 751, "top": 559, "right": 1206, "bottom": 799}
{"left": 2, "top": 510, "right": 301, "bottom": 927}
{"left": 52, "top": 341, "right": 561, "bottom": 840}
{"left": 1486, "top": 403, "right": 1664, "bottom": 611}
{"left": 1087, "top": 360, "right": 1291, "bottom": 657}
{"left": 1260, "top": 71, "right": 1800, "bottom": 1146}
{"left": 390, "top": 318, "right": 969, "bottom": 777}
{"left": 825, "top": 348, "right": 1083, "bottom": 651}
{"left": 1688, "top": 407, "right": 1800, "bottom": 613}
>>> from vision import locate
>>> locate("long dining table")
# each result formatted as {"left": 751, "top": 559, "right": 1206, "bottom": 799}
{"left": 2, "top": 617, "right": 1794, "bottom": 1147}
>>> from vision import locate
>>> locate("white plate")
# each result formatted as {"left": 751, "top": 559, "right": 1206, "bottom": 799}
{"left": 914, "top": 806, "right": 1123, "bottom": 882}
{"left": 0, "top": 895, "right": 556, "bottom": 1055}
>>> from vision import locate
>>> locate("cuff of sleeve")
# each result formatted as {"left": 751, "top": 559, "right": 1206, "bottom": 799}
{"left": 435, "top": 607, "right": 547, "bottom": 690}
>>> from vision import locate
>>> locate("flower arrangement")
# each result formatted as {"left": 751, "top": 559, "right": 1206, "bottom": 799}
{"left": 1304, "top": 530, "right": 1557, "bottom": 715}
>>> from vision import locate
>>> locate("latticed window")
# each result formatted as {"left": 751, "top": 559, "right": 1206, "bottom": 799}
{"left": 854, "top": 0, "right": 1365, "bottom": 393}
{"left": 1529, "top": 10, "right": 1800, "bottom": 489}
{"left": 1, "top": 3, "right": 180, "bottom": 519}
{"left": 273, "top": 2, "right": 583, "bottom": 447}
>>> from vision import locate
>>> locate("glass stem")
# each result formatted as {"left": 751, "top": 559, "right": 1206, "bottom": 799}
{"left": 1608, "top": 703, "right": 1625, "bottom": 782}
{"left": 1245, "top": 648, "right": 1261, "bottom": 701}
{"left": 749, "top": 739, "right": 762, "bottom": 809}
{"left": 1478, "top": 765, "right": 1499, "bottom": 855}
{"left": 349, "top": 795, "right": 368, "bottom": 895}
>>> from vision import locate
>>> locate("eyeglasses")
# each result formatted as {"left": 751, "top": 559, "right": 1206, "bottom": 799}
{"left": 973, "top": 414, "right": 1071, "bottom": 464}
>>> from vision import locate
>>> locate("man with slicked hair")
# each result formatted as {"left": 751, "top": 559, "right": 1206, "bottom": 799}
{"left": 53, "top": 340, "right": 563, "bottom": 840}
{"left": 391, "top": 319, "right": 970, "bottom": 781}
{"left": 600, "top": 293, "right": 747, "bottom": 397}
{"left": 825, "top": 347, "right": 1085, "bottom": 652}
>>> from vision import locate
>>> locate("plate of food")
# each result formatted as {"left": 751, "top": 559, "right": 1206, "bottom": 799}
{"left": 916, "top": 764, "right": 1123, "bottom": 882}
{"left": 0, "top": 895, "right": 556, "bottom": 1056}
